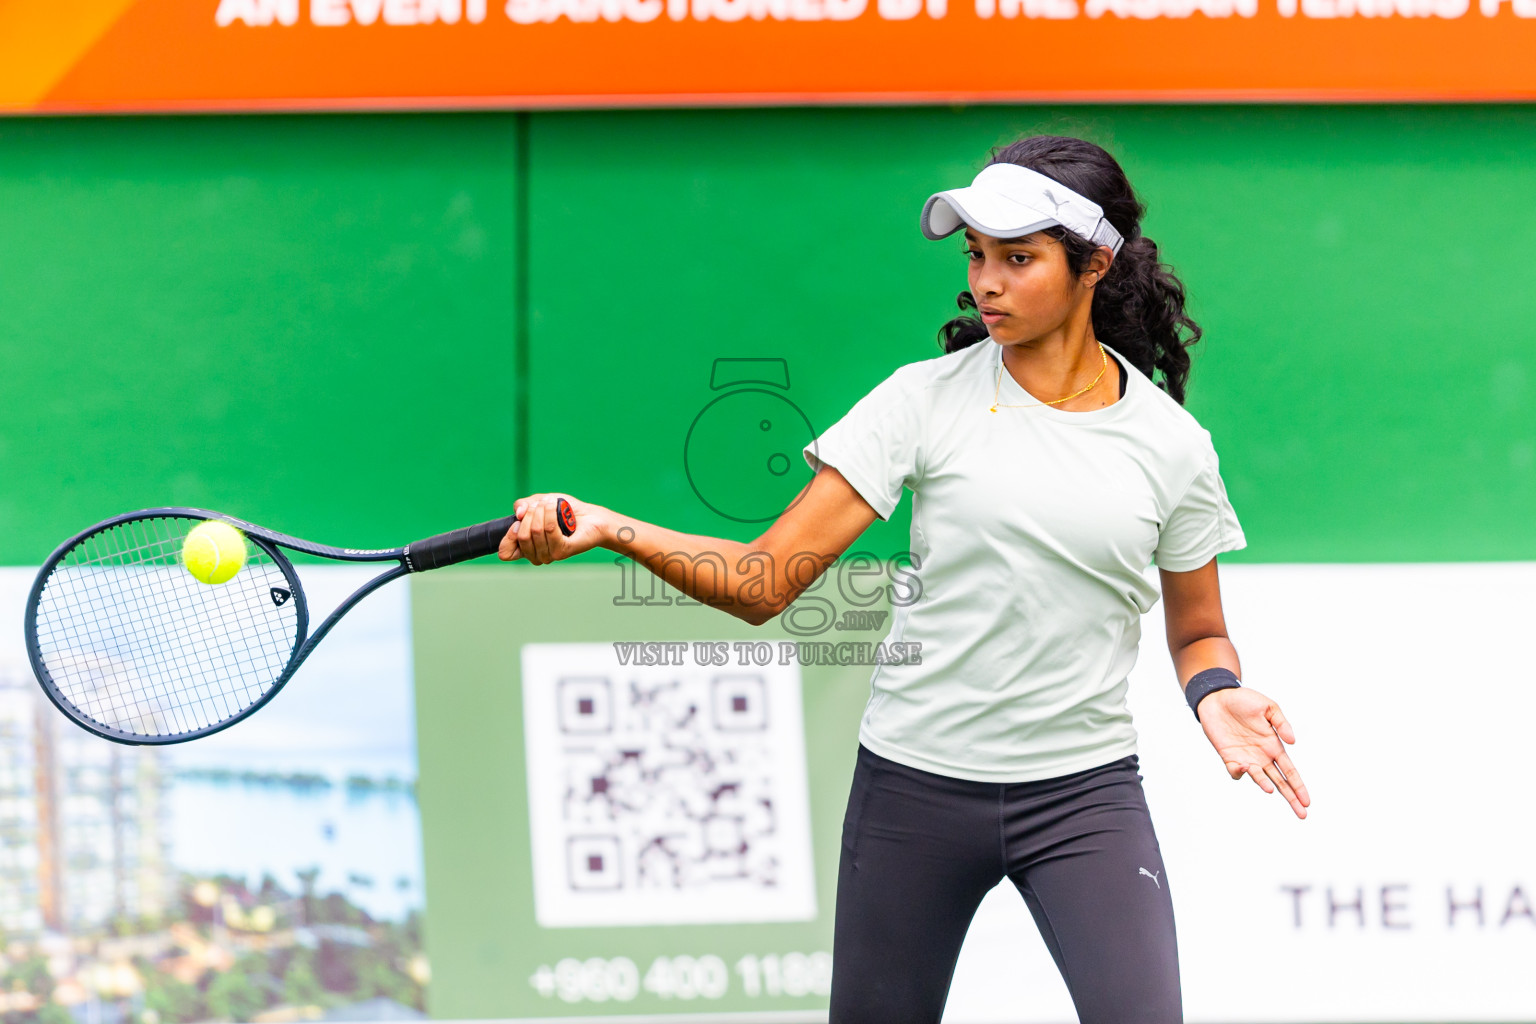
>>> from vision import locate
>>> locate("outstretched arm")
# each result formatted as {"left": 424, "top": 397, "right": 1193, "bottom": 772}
{"left": 498, "top": 464, "right": 881, "bottom": 626}
{"left": 1161, "top": 557, "right": 1311, "bottom": 819}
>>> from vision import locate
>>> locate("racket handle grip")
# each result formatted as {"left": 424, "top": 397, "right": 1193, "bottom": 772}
{"left": 405, "top": 499, "right": 575, "bottom": 572}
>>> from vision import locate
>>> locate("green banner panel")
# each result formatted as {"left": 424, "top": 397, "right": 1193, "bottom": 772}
{"left": 0, "top": 113, "right": 520, "bottom": 561}
{"left": 3, "top": 107, "right": 1534, "bottom": 565}
{"left": 411, "top": 566, "right": 906, "bottom": 1020}
{"left": 526, "top": 105, "right": 1536, "bottom": 565}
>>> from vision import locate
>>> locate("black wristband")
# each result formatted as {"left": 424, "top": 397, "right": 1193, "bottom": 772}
{"left": 1185, "top": 667, "right": 1241, "bottom": 722}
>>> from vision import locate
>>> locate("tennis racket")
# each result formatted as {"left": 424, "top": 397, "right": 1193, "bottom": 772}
{"left": 24, "top": 501, "right": 575, "bottom": 745}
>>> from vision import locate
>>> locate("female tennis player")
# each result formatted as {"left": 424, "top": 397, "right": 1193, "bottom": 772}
{"left": 499, "top": 134, "right": 1309, "bottom": 1023}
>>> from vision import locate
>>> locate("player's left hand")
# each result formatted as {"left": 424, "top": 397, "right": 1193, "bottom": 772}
{"left": 499, "top": 493, "right": 605, "bottom": 565}
{"left": 1197, "top": 687, "right": 1310, "bottom": 819}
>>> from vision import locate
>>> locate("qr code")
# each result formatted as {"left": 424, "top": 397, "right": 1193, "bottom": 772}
{"left": 521, "top": 643, "right": 817, "bottom": 928}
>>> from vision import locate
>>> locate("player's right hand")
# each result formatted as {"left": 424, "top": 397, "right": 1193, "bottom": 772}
{"left": 499, "top": 493, "right": 602, "bottom": 565}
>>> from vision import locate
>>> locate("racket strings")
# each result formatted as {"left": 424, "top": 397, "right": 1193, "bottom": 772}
{"left": 39, "top": 523, "right": 268, "bottom": 732}
{"left": 67, "top": 518, "right": 293, "bottom": 729}
{"left": 33, "top": 516, "right": 300, "bottom": 739}
{"left": 86, "top": 521, "right": 286, "bottom": 704}
{"left": 41, "top": 521, "right": 290, "bottom": 734}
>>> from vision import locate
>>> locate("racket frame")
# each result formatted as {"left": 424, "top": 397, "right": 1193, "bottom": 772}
{"left": 26, "top": 507, "right": 413, "bottom": 746}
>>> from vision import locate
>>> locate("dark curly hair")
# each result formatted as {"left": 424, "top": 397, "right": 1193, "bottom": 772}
{"left": 937, "top": 135, "right": 1201, "bottom": 405}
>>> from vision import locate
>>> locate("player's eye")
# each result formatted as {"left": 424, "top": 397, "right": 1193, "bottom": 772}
{"left": 963, "top": 248, "right": 982, "bottom": 261}
{"left": 1008, "top": 252, "right": 1032, "bottom": 264}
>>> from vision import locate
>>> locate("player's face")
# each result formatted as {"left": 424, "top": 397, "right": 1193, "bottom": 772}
{"left": 963, "top": 229, "right": 1085, "bottom": 345}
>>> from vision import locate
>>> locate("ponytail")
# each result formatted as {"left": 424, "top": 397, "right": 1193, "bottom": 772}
{"left": 935, "top": 136, "right": 1201, "bottom": 406}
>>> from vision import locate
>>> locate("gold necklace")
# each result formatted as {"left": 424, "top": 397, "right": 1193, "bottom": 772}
{"left": 990, "top": 343, "right": 1108, "bottom": 412}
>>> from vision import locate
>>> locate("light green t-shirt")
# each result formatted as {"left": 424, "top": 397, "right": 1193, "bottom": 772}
{"left": 801, "top": 340, "right": 1246, "bottom": 783}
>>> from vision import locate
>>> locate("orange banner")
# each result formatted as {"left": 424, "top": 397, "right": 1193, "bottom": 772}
{"left": 2, "top": 0, "right": 1535, "bottom": 112}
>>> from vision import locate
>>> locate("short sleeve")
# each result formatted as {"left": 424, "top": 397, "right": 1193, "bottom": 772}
{"left": 801, "top": 367, "right": 925, "bottom": 522}
{"left": 1154, "top": 433, "right": 1247, "bottom": 571}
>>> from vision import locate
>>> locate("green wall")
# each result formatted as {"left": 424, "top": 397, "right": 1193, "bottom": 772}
{"left": 0, "top": 115, "right": 522, "bottom": 556}
{"left": 2, "top": 107, "right": 1533, "bottom": 565}
{"left": 545, "top": 106, "right": 1536, "bottom": 564}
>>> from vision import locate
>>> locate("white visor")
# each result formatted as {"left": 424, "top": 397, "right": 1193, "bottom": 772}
{"left": 920, "top": 163, "right": 1124, "bottom": 257}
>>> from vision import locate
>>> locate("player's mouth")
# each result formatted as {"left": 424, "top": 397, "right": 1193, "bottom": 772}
{"left": 978, "top": 306, "right": 1008, "bottom": 324}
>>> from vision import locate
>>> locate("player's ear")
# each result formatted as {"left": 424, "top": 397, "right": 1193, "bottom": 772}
{"left": 1085, "top": 246, "right": 1113, "bottom": 286}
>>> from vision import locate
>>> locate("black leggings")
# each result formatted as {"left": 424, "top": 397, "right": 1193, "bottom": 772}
{"left": 830, "top": 745, "right": 1182, "bottom": 1023}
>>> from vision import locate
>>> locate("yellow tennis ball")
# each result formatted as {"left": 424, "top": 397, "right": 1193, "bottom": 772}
{"left": 182, "top": 520, "right": 247, "bottom": 585}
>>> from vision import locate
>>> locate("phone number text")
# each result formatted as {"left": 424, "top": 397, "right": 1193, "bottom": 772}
{"left": 529, "top": 952, "right": 833, "bottom": 1003}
